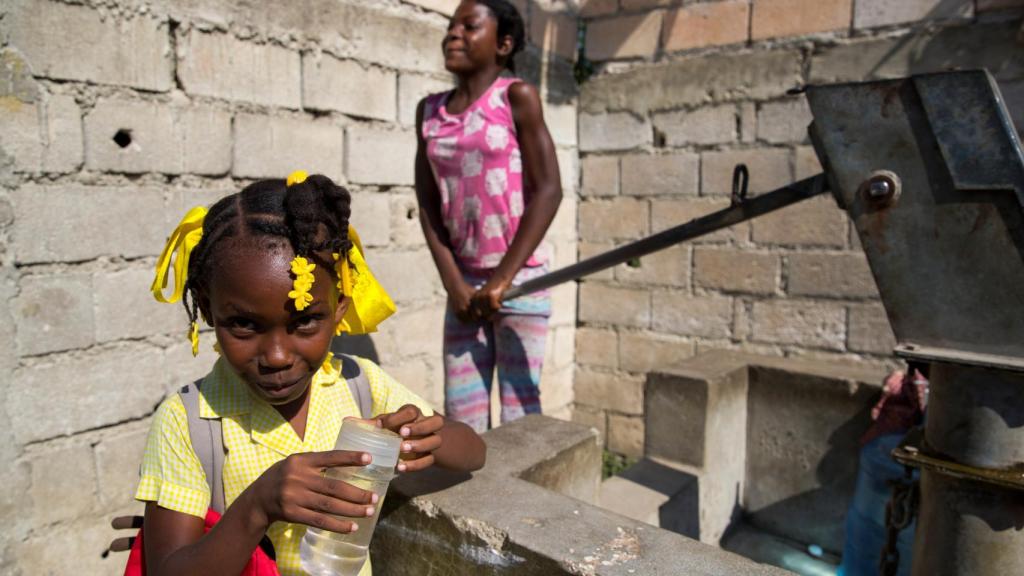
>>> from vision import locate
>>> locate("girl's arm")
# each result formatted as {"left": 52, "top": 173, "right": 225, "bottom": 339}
{"left": 473, "top": 81, "right": 562, "bottom": 314}
{"left": 143, "top": 451, "right": 377, "bottom": 576}
{"left": 414, "top": 97, "right": 477, "bottom": 320}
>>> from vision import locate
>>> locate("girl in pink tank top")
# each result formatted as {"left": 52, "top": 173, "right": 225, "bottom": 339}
{"left": 414, "top": 0, "right": 562, "bottom": 432}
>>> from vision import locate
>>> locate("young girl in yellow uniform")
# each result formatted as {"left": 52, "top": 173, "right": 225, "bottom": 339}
{"left": 136, "top": 172, "right": 486, "bottom": 575}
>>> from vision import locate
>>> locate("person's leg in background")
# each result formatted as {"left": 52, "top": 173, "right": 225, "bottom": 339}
{"left": 494, "top": 312, "right": 548, "bottom": 424}
{"left": 443, "top": 308, "right": 496, "bottom": 433}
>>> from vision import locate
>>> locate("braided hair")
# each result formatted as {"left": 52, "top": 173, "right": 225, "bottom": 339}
{"left": 475, "top": 0, "right": 525, "bottom": 73}
{"left": 182, "top": 174, "right": 352, "bottom": 327}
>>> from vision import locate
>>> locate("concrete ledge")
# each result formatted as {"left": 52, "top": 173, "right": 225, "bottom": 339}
{"left": 373, "top": 415, "right": 791, "bottom": 575}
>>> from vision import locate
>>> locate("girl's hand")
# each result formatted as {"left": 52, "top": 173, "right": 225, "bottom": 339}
{"left": 470, "top": 279, "right": 509, "bottom": 319}
{"left": 249, "top": 450, "right": 379, "bottom": 534}
{"left": 378, "top": 405, "right": 444, "bottom": 473}
{"left": 448, "top": 278, "right": 478, "bottom": 322}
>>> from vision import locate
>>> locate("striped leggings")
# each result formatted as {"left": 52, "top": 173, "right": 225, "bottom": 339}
{"left": 443, "top": 268, "right": 550, "bottom": 433}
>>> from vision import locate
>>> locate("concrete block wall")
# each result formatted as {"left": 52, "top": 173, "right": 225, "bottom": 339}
{"left": 574, "top": 0, "right": 1024, "bottom": 457}
{"left": 0, "top": 0, "right": 579, "bottom": 573}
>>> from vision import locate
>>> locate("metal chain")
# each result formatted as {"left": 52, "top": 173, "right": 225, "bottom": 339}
{"left": 880, "top": 466, "right": 918, "bottom": 576}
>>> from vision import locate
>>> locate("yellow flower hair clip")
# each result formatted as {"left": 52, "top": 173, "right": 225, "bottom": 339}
{"left": 288, "top": 256, "right": 316, "bottom": 311}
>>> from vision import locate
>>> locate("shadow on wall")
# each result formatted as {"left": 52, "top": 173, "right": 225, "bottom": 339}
{"left": 331, "top": 333, "right": 381, "bottom": 364}
{"left": 514, "top": 1, "right": 580, "bottom": 107}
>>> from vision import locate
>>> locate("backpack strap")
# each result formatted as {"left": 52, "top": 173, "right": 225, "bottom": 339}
{"left": 179, "top": 380, "right": 226, "bottom": 515}
{"left": 340, "top": 354, "right": 373, "bottom": 419}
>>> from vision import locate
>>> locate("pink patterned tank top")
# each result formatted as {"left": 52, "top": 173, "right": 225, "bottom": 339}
{"left": 422, "top": 76, "right": 544, "bottom": 270}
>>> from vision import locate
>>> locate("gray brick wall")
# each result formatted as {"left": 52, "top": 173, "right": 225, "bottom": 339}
{"left": 576, "top": 0, "right": 1024, "bottom": 458}
{"left": 0, "top": 1, "right": 579, "bottom": 573}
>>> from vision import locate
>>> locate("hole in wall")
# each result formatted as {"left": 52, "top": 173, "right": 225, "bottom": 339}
{"left": 113, "top": 129, "right": 133, "bottom": 149}
{"left": 406, "top": 207, "right": 417, "bottom": 220}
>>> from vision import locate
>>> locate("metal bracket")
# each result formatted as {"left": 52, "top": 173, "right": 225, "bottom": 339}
{"left": 892, "top": 428, "right": 1024, "bottom": 491}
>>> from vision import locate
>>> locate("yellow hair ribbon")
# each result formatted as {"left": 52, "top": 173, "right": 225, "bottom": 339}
{"left": 336, "top": 225, "right": 396, "bottom": 335}
{"left": 151, "top": 206, "right": 208, "bottom": 304}
{"left": 287, "top": 170, "right": 308, "bottom": 186}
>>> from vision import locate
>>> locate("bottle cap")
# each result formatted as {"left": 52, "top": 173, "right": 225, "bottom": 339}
{"left": 334, "top": 419, "right": 402, "bottom": 468}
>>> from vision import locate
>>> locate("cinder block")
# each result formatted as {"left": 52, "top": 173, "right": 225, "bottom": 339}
{"left": 854, "top": 0, "right": 973, "bottom": 29}
{"left": 14, "top": 272, "right": 94, "bottom": 356}
{"left": 574, "top": 368, "right": 645, "bottom": 414}
{"left": 178, "top": 30, "right": 301, "bottom": 108}
{"left": 787, "top": 252, "right": 878, "bottom": 298}
{"left": 94, "top": 425, "right": 149, "bottom": 509}
{"left": 694, "top": 248, "right": 780, "bottom": 295}
{"left": 751, "top": 300, "right": 846, "bottom": 350}
{"left": 398, "top": 73, "right": 453, "bottom": 126}
{"left": 9, "top": 345, "right": 167, "bottom": 445}
{"left": 390, "top": 192, "right": 426, "bottom": 247}
{"left": 848, "top": 303, "right": 896, "bottom": 354}
{"left": 651, "top": 197, "right": 747, "bottom": 243}
{"left": 701, "top": 148, "right": 793, "bottom": 196}
{"left": 795, "top": 146, "right": 823, "bottom": 179}
{"left": 376, "top": 302, "right": 446, "bottom": 357}
{"left": 809, "top": 20, "right": 1023, "bottom": 84}
{"left": 619, "top": 331, "right": 695, "bottom": 373}
{"left": 621, "top": 0, "right": 672, "bottom": 7}
{"left": 739, "top": 102, "right": 757, "bottom": 143}
{"left": 95, "top": 268, "right": 183, "bottom": 343}
{"left": 653, "top": 105, "right": 737, "bottom": 147}
{"left": 751, "top": 0, "right": 852, "bottom": 40}
{"left": 164, "top": 338, "right": 222, "bottom": 393}
{"left": 614, "top": 244, "right": 690, "bottom": 288}
{"left": 1, "top": 0, "right": 172, "bottom": 91}
{"left": 403, "top": 0, "right": 459, "bottom": 15}
{"left": 0, "top": 91, "right": 82, "bottom": 174}
{"left": 586, "top": 50, "right": 803, "bottom": 116}
{"left": 751, "top": 195, "right": 848, "bottom": 247}
{"left": 303, "top": 55, "right": 396, "bottom": 121}
{"left": 579, "top": 197, "right": 649, "bottom": 241}
{"left": 347, "top": 9, "right": 447, "bottom": 73}
{"left": 549, "top": 282, "right": 578, "bottom": 327}
{"left": 346, "top": 125, "right": 416, "bottom": 186}
{"left": 12, "top": 513, "right": 127, "bottom": 576}
{"left": 557, "top": 147, "right": 579, "bottom": 193}
{"left": 234, "top": 114, "right": 343, "bottom": 182}
{"left": 578, "top": 242, "right": 616, "bottom": 280}
{"left": 349, "top": 191, "right": 392, "bottom": 247}
{"left": 585, "top": 12, "right": 663, "bottom": 61}
{"left": 579, "top": 112, "right": 652, "bottom": 152}
{"left": 576, "top": 327, "right": 619, "bottom": 369}
{"left": 370, "top": 250, "right": 440, "bottom": 304}
{"left": 544, "top": 102, "right": 578, "bottom": 147}
{"left": 380, "top": 356, "right": 443, "bottom": 409}
{"left": 530, "top": 10, "right": 578, "bottom": 61}
{"left": 579, "top": 0, "right": 618, "bottom": 17}
{"left": 581, "top": 155, "right": 619, "bottom": 197}
{"left": 607, "top": 413, "right": 644, "bottom": 459}
{"left": 621, "top": 153, "right": 699, "bottom": 196}
{"left": 28, "top": 442, "right": 97, "bottom": 526}
{"left": 85, "top": 99, "right": 231, "bottom": 175}
{"left": 541, "top": 362, "right": 576, "bottom": 413}
{"left": 651, "top": 292, "right": 734, "bottom": 338}
{"left": 579, "top": 283, "right": 651, "bottom": 328}
{"left": 757, "top": 98, "right": 812, "bottom": 144}
{"left": 12, "top": 184, "right": 168, "bottom": 264}
{"left": 571, "top": 405, "right": 607, "bottom": 444}
{"left": 662, "top": 1, "right": 751, "bottom": 53}
{"left": 546, "top": 325, "right": 578, "bottom": 372}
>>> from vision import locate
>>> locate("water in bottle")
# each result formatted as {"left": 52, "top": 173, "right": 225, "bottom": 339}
{"left": 300, "top": 419, "right": 401, "bottom": 576}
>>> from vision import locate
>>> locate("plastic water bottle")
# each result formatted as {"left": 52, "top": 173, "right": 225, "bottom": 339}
{"left": 300, "top": 419, "right": 402, "bottom": 576}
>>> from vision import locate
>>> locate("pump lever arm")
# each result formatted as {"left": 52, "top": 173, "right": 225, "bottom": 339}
{"left": 502, "top": 173, "right": 831, "bottom": 301}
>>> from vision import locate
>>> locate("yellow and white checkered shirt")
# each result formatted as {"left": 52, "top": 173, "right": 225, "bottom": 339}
{"left": 135, "top": 353, "right": 433, "bottom": 576}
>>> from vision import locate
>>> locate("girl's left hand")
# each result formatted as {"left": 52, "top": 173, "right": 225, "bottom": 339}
{"left": 470, "top": 280, "right": 509, "bottom": 319}
{"left": 378, "top": 405, "right": 444, "bottom": 473}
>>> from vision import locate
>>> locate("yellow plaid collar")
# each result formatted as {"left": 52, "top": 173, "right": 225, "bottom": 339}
{"left": 199, "top": 354, "right": 342, "bottom": 420}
